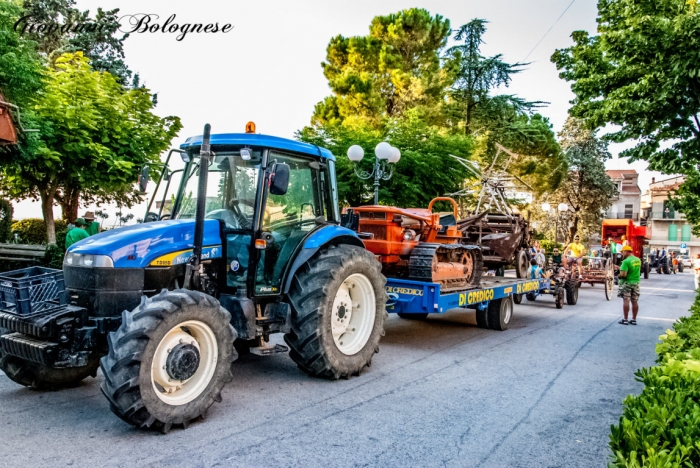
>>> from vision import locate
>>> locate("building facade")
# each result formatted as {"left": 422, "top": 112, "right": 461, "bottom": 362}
{"left": 641, "top": 175, "right": 699, "bottom": 257}
{"left": 605, "top": 169, "right": 642, "bottom": 220}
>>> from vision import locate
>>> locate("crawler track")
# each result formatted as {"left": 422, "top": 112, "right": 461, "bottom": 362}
{"left": 408, "top": 243, "right": 484, "bottom": 291}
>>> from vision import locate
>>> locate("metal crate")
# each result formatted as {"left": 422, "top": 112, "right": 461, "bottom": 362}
{"left": 0, "top": 266, "right": 67, "bottom": 316}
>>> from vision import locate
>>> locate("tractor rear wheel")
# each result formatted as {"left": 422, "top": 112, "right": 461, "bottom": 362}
{"left": 486, "top": 297, "right": 513, "bottom": 331}
{"left": 565, "top": 280, "right": 579, "bottom": 305}
{"left": 0, "top": 353, "right": 99, "bottom": 390}
{"left": 100, "top": 289, "right": 236, "bottom": 431}
{"left": 285, "top": 244, "right": 386, "bottom": 380}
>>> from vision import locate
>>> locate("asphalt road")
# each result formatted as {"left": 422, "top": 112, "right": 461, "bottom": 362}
{"left": 0, "top": 271, "right": 696, "bottom": 468}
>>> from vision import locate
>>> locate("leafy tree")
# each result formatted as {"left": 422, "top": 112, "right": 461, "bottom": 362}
{"left": 0, "top": 198, "right": 13, "bottom": 242}
{"left": 313, "top": 8, "right": 452, "bottom": 127}
{"left": 551, "top": 0, "right": 700, "bottom": 232}
{"left": 21, "top": 0, "right": 133, "bottom": 85}
{"left": 542, "top": 117, "right": 616, "bottom": 243}
{"left": 298, "top": 110, "right": 476, "bottom": 208}
{"left": 0, "top": 52, "right": 181, "bottom": 243}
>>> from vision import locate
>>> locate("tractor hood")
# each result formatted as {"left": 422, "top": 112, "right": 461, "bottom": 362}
{"left": 67, "top": 219, "right": 223, "bottom": 268}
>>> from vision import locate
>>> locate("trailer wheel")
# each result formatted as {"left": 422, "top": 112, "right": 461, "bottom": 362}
{"left": 512, "top": 294, "right": 522, "bottom": 304}
{"left": 662, "top": 259, "right": 670, "bottom": 274}
{"left": 555, "top": 288, "right": 564, "bottom": 309}
{"left": 487, "top": 297, "right": 512, "bottom": 331}
{"left": 100, "top": 289, "right": 236, "bottom": 431}
{"left": 565, "top": 281, "right": 579, "bottom": 305}
{"left": 285, "top": 244, "right": 386, "bottom": 380}
{"left": 525, "top": 293, "right": 537, "bottom": 302}
{"left": 0, "top": 353, "right": 99, "bottom": 391}
{"left": 515, "top": 250, "right": 529, "bottom": 279}
{"left": 397, "top": 313, "right": 429, "bottom": 320}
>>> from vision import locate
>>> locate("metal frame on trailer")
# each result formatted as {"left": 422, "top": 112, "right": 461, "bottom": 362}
{"left": 385, "top": 277, "right": 550, "bottom": 315}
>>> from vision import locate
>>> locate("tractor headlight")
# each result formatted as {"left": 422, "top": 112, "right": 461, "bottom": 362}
{"left": 64, "top": 253, "right": 114, "bottom": 267}
{"left": 403, "top": 229, "right": 416, "bottom": 241}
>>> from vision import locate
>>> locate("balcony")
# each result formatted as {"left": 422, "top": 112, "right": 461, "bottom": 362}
{"left": 650, "top": 211, "right": 686, "bottom": 220}
{"left": 606, "top": 213, "right": 639, "bottom": 221}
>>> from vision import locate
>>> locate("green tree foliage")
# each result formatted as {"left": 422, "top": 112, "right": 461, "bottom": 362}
{"left": 11, "top": 218, "right": 66, "bottom": 244}
{"left": 298, "top": 111, "right": 476, "bottom": 208}
{"left": 0, "top": 198, "right": 13, "bottom": 242}
{"left": 543, "top": 118, "right": 616, "bottom": 243}
{"left": 313, "top": 8, "right": 452, "bottom": 127}
{"left": 552, "top": 0, "right": 700, "bottom": 232}
{"left": 0, "top": 52, "right": 181, "bottom": 243}
{"left": 21, "top": 0, "right": 133, "bottom": 85}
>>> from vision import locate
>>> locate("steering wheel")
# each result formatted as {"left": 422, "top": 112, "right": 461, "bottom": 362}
{"left": 228, "top": 198, "right": 255, "bottom": 229}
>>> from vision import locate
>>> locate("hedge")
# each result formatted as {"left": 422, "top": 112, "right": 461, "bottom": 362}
{"left": 609, "top": 294, "right": 700, "bottom": 467}
{"left": 10, "top": 218, "right": 67, "bottom": 245}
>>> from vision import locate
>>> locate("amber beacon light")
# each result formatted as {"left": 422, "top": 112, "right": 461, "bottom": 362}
{"left": 245, "top": 121, "right": 256, "bottom": 133}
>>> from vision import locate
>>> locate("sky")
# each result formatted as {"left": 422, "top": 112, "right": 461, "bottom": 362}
{"left": 14, "top": 0, "right": 667, "bottom": 223}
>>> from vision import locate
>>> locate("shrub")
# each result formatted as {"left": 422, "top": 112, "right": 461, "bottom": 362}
{"left": 0, "top": 199, "right": 12, "bottom": 243}
{"left": 539, "top": 240, "right": 564, "bottom": 254}
{"left": 610, "top": 294, "right": 700, "bottom": 467}
{"left": 11, "top": 218, "right": 67, "bottom": 245}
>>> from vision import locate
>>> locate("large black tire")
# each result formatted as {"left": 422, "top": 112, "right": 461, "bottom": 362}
{"left": 0, "top": 353, "right": 100, "bottom": 391}
{"left": 397, "top": 313, "right": 429, "bottom": 320}
{"left": 515, "top": 250, "right": 529, "bottom": 279}
{"left": 525, "top": 292, "right": 537, "bottom": 302}
{"left": 643, "top": 262, "right": 649, "bottom": 280}
{"left": 555, "top": 288, "right": 565, "bottom": 309}
{"left": 486, "top": 297, "right": 513, "bottom": 331}
{"left": 679, "top": 263, "right": 684, "bottom": 273}
{"left": 662, "top": 259, "right": 670, "bottom": 274}
{"left": 565, "top": 280, "right": 579, "bottom": 305}
{"left": 512, "top": 294, "right": 522, "bottom": 304}
{"left": 100, "top": 289, "right": 236, "bottom": 431}
{"left": 284, "top": 244, "right": 386, "bottom": 380}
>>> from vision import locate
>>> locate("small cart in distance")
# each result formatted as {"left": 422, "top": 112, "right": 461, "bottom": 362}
{"left": 385, "top": 276, "right": 550, "bottom": 331}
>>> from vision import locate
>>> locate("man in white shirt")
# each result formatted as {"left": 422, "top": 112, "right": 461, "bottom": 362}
{"left": 693, "top": 253, "right": 700, "bottom": 291}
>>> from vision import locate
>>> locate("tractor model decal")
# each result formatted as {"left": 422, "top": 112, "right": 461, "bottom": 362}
{"left": 149, "top": 245, "right": 222, "bottom": 266}
{"left": 385, "top": 286, "right": 424, "bottom": 296}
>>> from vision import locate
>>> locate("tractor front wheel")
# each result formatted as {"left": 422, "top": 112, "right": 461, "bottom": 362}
{"left": 100, "top": 289, "right": 236, "bottom": 431}
{"left": 565, "top": 281, "right": 579, "bottom": 305}
{"left": 285, "top": 244, "right": 386, "bottom": 380}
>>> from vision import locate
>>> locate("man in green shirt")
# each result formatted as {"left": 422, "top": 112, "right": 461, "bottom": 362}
{"left": 83, "top": 211, "right": 100, "bottom": 236}
{"left": 617, "top": 245, "right": 641, "bottom": 325}
{"left": 65, "top": 218, "right": 90, "bottom": 248}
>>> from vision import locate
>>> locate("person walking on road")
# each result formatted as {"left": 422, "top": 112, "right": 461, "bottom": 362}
{"left": 618, "top": 245, "right": 642, "bottom": 325}
{"left": 693, "top": 253, "right": 700, "bottom": 291}
{"left": 65, "top": 218, "right": 89, "bottom": 248}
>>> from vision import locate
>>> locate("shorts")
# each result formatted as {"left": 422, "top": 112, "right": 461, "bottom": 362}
{"left": 617, "top": 283, "right": 640, "bottom": 302}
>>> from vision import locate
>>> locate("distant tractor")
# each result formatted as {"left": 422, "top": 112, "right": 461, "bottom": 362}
{"left": 0, "top": 125, "right": 387, "bottom": 431}
{"left": 602, "top": 219, "right": 650, "bottom": 278}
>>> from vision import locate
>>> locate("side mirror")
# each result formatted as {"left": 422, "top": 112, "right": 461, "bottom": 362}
{"left": 269, "top": 163, "right": 290, "bottom": 196}
{"left": 138, "top": 166, "right": 150, "bottom": 193}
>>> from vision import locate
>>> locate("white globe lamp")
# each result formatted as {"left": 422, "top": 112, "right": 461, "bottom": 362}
{"left": 375, "top": 142, "right": 392, "bottom": 160}
{"left": 388, "top": 146, "right": 401, "bottom": 164}
{"left": 347, "top": 145, "right": 364, "bottom": 162}
{"left": 541, "top": 202, "right": 551, "bottom": 213}
{"left": 558, "top": 203, "right": 568, "bottom": 212}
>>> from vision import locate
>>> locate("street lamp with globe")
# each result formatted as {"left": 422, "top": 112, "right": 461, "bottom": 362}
{"left": 541, "top": 202, "right": 569, "bottom": 243}
{"left": 347, "top": 142, "right": 401, "bottom": 205}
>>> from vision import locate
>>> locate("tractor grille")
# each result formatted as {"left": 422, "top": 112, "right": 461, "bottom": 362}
{"left": 360, "top": 225, "right": 387, "bottom": 240}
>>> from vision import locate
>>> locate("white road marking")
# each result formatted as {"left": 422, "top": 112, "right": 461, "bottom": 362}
{"left": 600, "top": 314, "right": 678, "bottom": 322}
{"left": 640, "top": 287, "right": 696, "bottom": 292}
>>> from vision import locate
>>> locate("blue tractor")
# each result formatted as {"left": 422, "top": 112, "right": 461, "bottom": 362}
{"left": 0, "top": 125, "right": 387, "bottom": 431}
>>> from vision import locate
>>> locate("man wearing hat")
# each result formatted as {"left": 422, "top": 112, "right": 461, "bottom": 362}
{"left": 617, "top": 245, "right": 642, "bottom": 325}
{"left": 65, "top": 218, "right": 90, "bottom": 248}
{"left": 83, "top": 211, "right": 100, "bottom": 236}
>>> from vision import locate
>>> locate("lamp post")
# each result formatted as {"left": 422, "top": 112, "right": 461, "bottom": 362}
{"left": 347, "top": 142, "right": 401, "bottom": 205}
{"left": 542, "top": 202, "right": 568, "bottom": 244}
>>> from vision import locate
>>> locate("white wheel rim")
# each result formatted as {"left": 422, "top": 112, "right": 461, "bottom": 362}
{"left": 331, "top": 273, "right": 376, "bottom": 356}
{"left": 504, "top": 299, "right": 512, "bottom": 323}
{"left": 151, "top": 320, "right": 218, "bottom": 405}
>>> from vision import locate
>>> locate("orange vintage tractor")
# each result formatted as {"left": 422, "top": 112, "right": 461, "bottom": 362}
{"left": 348, "top": 197, "right": 483, "bottom": 291}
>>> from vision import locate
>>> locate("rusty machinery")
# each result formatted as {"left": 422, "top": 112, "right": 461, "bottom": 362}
{"left": 349, "top": 197, "right": 484, "bottom": 292}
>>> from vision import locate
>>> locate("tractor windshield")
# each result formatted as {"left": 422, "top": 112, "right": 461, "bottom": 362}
{"left": 176, "top": 150, "right": 262, "bottom": 230}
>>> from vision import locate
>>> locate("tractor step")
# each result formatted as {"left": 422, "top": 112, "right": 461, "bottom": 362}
{"left": 249, "top": 343, "right": 288, "bottom": 356}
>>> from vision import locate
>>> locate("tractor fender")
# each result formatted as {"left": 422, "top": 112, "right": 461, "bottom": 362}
{"left": 282, "top": 225, "right": 364, "bottom": 294}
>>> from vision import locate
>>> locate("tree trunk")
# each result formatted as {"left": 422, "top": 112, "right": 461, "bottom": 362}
{"left": 58, "top": 186, "right": 81, "bottom": 223}
{"left": 39, "top": 185, "right": 57, "bottom": 245}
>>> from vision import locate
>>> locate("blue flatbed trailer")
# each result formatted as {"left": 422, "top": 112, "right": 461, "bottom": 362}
{"left": 385, "top": 276, "right": 551, "bottom": 331}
